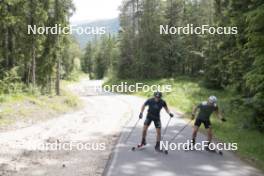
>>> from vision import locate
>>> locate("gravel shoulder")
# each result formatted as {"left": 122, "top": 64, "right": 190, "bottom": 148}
{"left": 0, "top": 79, "right": 133, "bottom": 176}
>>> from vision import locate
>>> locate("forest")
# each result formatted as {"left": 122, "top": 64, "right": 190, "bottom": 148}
{"left": 82, "top": 0, "right": 264, "bottom": 131}
{"left": 0, "top": 0, "right": 81, "bottom": 96}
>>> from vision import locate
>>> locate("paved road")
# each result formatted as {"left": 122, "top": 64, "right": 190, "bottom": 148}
{"left": 105, "top": 96, "right": 263, "bottom": 176}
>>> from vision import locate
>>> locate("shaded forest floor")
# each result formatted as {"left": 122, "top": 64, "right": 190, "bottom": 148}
{"left": 105, "top": 77, "right": 264, "bottom": 171}
{"left": 0, "top": 81, "right": 82, "bottom": 131}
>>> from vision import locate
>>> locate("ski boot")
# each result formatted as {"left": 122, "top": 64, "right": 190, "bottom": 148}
{"left": 155, "top": 141, "right": 163, "bottom": 152}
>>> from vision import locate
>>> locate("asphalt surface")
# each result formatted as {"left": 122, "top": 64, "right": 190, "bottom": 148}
{"left": 105, "top": 96, "right": 264, "bottom": 176}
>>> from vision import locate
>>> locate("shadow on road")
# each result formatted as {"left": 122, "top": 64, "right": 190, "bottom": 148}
{"left": 105, "top": 118, "right": 263, "bottom": 176}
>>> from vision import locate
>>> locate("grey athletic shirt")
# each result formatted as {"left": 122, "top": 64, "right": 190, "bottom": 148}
{"left": 197, "top": 101, "right": 218, "bottom": 121}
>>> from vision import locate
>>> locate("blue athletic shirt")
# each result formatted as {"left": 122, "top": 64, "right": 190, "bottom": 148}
{"left": 144, "top": 98, "right": 167, "bottom": 119}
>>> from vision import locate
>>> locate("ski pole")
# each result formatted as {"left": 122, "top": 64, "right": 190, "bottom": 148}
{"left": 161, "top": 117, "right": 172, "bottom": 141}
{"left": 124, "top": 118, "right": 141, "bottom": 144}
{"left": 168, "top": 119, "right": 193, "bottom": 143}
{"left": 162, "top": 118, "right": 193, "bottom": 154}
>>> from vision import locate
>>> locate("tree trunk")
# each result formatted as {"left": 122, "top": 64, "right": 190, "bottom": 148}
{"left": 56, "top": 55, "right": 60, "bottom": 96}
{"left": 31, "top": 42, "right": 36, "bottom": 87}
{"left": 30, "top": 0, "right": 36, "bottom": 87}
{"left": 4, "top": 28, "right": 9, "bottom": 68}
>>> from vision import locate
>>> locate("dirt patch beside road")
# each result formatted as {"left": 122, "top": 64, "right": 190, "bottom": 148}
{"left": 0, "top": 79, "right": 133, "bottom": 176}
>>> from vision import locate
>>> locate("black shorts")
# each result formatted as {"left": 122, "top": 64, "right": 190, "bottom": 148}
{"left": 194, "top": 119, "right": 211, "bottom": 129}
{"left": 144, "top": 117, "right": 161, "bottom": 128}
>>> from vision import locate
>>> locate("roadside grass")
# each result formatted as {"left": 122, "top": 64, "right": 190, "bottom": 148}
{"left": 105, "top": 77, "right": 264, "bottom": 170}
{"left": 0, "top": 80, "right": 83, "bottom": 128}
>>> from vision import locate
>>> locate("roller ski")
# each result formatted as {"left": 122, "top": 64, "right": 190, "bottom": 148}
{"left": 205, "top": 146, "right": 223, "bottom": 156}
{"left": 155, "top": 141, "right": 168, "bottom": 155}
{"left": 131, "top": 139, "right": 147, "bottom": 151}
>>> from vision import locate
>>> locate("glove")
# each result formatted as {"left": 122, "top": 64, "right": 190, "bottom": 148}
{"left": 169, "top": 113, "right": 174, "bottom": 118}
{"left": 139, "top": 113, "right": 143, "bottom": 119}
{"left": 221, "top": 118, "right": 226, "bottom": 122}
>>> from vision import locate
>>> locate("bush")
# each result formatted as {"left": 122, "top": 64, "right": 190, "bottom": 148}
{"left": 244, "top": 93, "right": 264, "bottom": 132}
{"left": 64, "top": 94, "right": 79, "bottom": 107}
{"left": 0, "top": 68, "right": 25, "bottom": 94}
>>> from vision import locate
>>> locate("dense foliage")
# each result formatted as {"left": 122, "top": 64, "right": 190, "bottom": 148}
{"left": 82, "top": 0, "right": 264, "bottom": 131}
{"left": 82, "top": 35, "right": 118, "bottom": 79}
{"left": 0, "top": 0, "right": 80, "bottom": 95}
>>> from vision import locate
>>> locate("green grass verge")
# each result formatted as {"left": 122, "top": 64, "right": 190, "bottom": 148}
{"left": 0, "top": 81, "right": 82, "bottom": 127}
{"left": 105, "top": 77, "right": 264, "bottom": 170}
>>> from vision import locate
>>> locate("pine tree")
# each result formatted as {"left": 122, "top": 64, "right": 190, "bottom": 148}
{"left": 244, "top": 2, "right": 264, "bottom": 130}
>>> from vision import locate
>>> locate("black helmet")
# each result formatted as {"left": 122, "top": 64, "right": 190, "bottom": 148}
{"left": 154, "top": 92, "right": 162, "bottom": 98}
